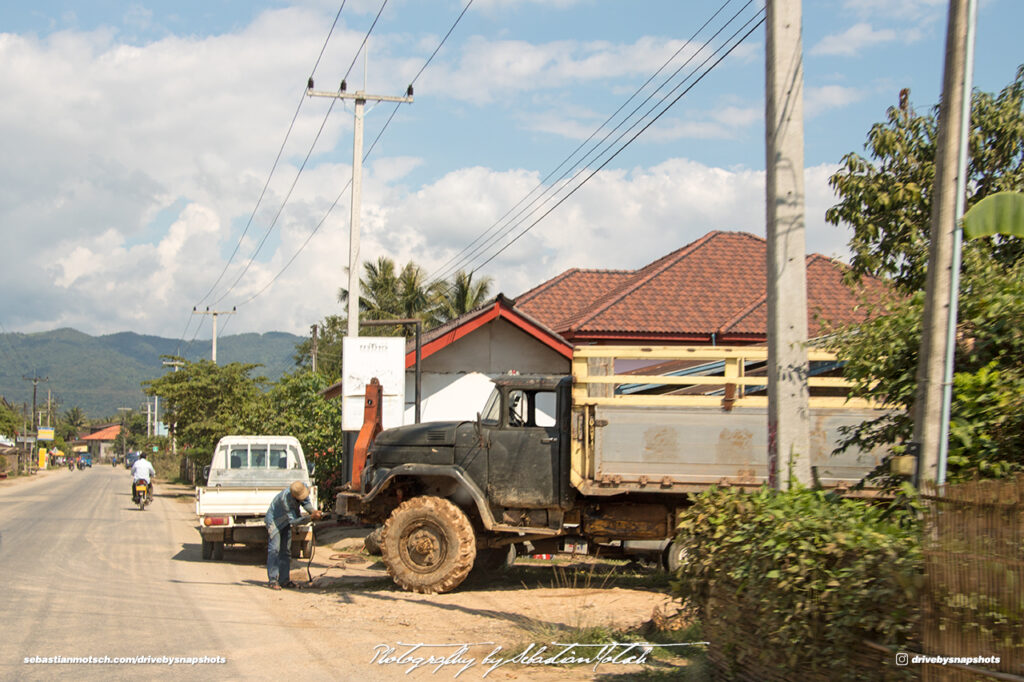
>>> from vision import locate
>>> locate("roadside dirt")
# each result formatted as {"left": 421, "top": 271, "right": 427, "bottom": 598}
{"left": 178, "top": 488, "right": 700, "bottom": 680}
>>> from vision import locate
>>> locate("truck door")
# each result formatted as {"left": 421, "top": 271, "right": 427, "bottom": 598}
{"left": 486, "top": 388, "right": 560, "bottom": 508}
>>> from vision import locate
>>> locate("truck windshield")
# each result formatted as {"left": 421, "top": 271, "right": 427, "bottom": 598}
{"left": 480, "top": 388, "right": 501, "bottom": 425}
{"left": 227, "top": 444, "right": 295, "bottom": 469}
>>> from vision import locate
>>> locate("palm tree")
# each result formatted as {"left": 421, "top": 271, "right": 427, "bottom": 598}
{"left": 338, "top": 257, "right": 436, "bottom": 336}
{"left": 429, "top": 270, "right": 493, "bottom": 327}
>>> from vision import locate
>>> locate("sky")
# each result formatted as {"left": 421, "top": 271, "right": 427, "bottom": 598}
{"left": 0, "top": 0, "right": 1020, "bottom": 344}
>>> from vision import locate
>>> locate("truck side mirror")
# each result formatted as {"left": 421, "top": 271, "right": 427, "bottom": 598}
{"left": 309, "top": 462, "right": 316, "bottom": 477}
{"left": 202, "top": 465, "right": 210, "bottom": 481}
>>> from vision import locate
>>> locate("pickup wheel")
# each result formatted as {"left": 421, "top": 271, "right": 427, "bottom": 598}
{"left": 201, "top": 540, "right": 213, "bottom": 560}
{"left": 212, "top": 541, "right": 224, "bottom": 561}
{"left": 381, "top": 496, "right": 476, "bottom": 594}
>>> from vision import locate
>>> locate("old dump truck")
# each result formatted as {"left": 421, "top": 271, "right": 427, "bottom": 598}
{"left": 336, "top": 346, "right": 886, "bottom": 593}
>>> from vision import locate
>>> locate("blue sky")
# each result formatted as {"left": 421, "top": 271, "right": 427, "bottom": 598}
{"left": 0, "top": 0, "right": 1020, "bottom": 341}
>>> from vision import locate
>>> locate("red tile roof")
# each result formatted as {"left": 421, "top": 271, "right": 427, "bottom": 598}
{"left": 81, "top": 424, "right": 122, "bottom": 441}
{"left": 515, "top": 231, "right": 889, "bottom": 344}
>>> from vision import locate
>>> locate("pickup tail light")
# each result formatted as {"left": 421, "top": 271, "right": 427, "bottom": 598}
{"left": 204, "top": 516, "right": 230, "bottom": 526}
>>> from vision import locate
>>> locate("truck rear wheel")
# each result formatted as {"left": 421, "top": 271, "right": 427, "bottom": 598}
{"left": 381, "top": 496, "right": 476, "bottom": 594}
{"left": 201, "top": 540, "right": 213, "bottom": 560}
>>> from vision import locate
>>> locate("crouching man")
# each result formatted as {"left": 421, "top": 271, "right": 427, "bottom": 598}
{"left": 265, "top": 480, "right": 323, "bottom": 589}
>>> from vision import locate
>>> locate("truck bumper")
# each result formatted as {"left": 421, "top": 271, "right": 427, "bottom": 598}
{"left": 335, "top": 492, "right": 365, "bottom": 518}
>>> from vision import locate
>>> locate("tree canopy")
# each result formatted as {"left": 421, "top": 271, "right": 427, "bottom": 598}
{"left": 825, "top": 67, "right": 1024, "bottom": 481}
{"left": 827, "top": 66, "right": 1024, "bottom": 293}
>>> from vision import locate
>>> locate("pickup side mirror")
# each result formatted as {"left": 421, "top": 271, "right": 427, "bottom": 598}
{"left": 202, "top": 465, "right": 211, "bottom": 482}
{"left": 308, "top": 462, "right": 316, "bottom": 477}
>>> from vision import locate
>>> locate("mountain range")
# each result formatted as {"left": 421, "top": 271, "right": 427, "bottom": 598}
{"left": 0, "top": 328, "right": 305, "bottom": 420}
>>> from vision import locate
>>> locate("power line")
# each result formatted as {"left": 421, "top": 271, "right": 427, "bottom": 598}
{"left": 426, "top": 0, "right": 740, "bottom": 286}
{"left": 206, "top": 0, "right": 392, "bottom": 310}
{"left": 466, "top": 9, "right": 766, "bottom": 275}
{"left": 233, "top": 0, "right": 476, "bottom": 309}
{"left": 177, "top": 1, "right": 349, "bottom": 347}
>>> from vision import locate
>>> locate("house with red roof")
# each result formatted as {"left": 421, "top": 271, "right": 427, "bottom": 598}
{"left": 81, "top": 424, "right": 122, "bottom": 463}
{"left": 337, "top": 231, "right": 887, "bottom": 424}
{"left": 514, "top": 230, "right": 887, "bottom": 346}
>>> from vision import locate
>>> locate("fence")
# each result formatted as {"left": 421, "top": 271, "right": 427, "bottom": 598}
{"left": 920, "top": 475, "right": 1024, "bottom": 681}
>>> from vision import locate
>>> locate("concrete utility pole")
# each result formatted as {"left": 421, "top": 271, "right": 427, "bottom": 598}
{"left": 765, "top": 0, "right": 811, "bottom": 489}
{"left": 310, "top": 324, "right": 319, "bottom": 373}
{"left": 192, "top": 307, "right": 236, "bottom": 364}
{"left": 306, "top": 77, "right": 413, "bottom": 340}
{"left": 913, "top": 0, "right": 975, "bottom": 485}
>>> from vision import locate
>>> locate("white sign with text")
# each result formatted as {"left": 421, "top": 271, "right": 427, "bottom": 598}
{"left": 342, "top": 337, "right": 406, "bottom": 431}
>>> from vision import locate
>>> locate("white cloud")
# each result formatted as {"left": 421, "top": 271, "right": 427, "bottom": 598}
{"left": 810, "top": 22, "right": 899, "bottom": 57}
{"left": 805, "top": 84, "right": 864, "bottom": 117}
{"left": 840, "top": 0, "right": 946, "bottom": 21}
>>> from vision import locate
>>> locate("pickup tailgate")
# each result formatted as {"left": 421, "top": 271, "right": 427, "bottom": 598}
{"left": 196, "top": 486, "right": 319, "bottom": 517}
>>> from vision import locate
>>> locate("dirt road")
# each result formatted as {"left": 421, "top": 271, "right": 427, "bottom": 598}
{"left": 0, "top": 467, "right": 696, "bottom": 680}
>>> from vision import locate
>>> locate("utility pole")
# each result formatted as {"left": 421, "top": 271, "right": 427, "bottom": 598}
{"left": 22, "top": 373, "right": 49, "bottom": 437}
{"left": 192, "top": 306, "right": 235, "bottom": 363}
{"left": 306, "top": 75, "right": 413, "bottom": 340}
{"left": 765, "top": 0, "right": 811, "bottom": 489}
{"left": 913, "top": 0, "right": 975, "bottom": 485}
{"left": 311, "top": 324, "right": 319, "bottom": 373}
{"left": 162, "top": 359, "right": 184, "bottom": 457}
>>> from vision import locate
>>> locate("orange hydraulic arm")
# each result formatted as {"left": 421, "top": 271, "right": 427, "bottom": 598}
{"left": 351, "top": 378, "right": 383, "bottom": 490}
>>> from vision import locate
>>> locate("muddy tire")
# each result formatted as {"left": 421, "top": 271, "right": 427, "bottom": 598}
{"left": 363, "top": 526, "right": 383, "bottom": 556}
{"left": 381, "top": 496, "right": 476, "bottom": 594}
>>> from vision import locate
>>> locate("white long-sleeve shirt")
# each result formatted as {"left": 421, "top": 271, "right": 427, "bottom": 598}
{"left": 131, "top": 458, "right": 156, "bottom": 482}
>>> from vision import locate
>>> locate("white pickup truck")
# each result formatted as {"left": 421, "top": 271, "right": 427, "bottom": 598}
{"left": 195, "top": 435, "right": 317, "bottom": 560}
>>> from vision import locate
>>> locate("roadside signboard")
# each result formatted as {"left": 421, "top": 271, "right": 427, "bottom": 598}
{"left": 342, "top": 337, "right": 406, "bottom": 431}
{"left": 37, "top": 427, "right": 55, "bottom": 441}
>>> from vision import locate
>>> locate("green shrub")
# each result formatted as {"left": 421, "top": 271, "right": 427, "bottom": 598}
{"left": 672, "top": 485, "right": 923, "bottom": 680}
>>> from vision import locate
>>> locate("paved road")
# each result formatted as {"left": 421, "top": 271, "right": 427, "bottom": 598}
{"left": 0, "top": 466, "right": 356, "bottom": 681}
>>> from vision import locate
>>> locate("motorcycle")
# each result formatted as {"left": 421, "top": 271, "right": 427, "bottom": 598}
{"left": 134, "top": 479, "right": 151, "bottom": 511}
{"left": 68, "top": 461, "right": 74, "bottom": 471}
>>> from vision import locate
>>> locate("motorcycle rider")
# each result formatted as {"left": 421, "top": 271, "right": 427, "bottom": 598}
{"left": 130, "top": 451, "right": 157, "bottom": 503}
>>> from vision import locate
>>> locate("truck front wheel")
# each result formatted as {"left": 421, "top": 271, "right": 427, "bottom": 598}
{"left": 381, "top": 496, "right": 476, "bottom": 594}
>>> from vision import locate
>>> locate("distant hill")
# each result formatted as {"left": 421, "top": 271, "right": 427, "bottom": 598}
{"left": 0, "top": 328, "right": 305, "bottom": 419}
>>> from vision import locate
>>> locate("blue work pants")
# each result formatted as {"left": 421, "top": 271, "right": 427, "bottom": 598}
{"left": 266, "top": 521, "right": 292, "bottom": 585}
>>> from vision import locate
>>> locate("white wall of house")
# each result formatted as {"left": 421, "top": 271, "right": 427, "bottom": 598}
{"left": 400, "top": 318, "right": 571, "bottom": 424}
{"left": 403, "top": 371, "right": 495, "bottom": 424}
{"left": 421, "top": 318, "right": 569, "bottom": 374}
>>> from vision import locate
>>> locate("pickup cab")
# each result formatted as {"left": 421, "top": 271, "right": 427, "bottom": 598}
{"left": 195, "top": 435, "right": 317, "bottom": 560}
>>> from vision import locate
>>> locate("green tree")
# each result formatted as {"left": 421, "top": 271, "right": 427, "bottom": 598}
{"left": 0, "top": 399, "right": 19, "bottom": 439}
{"left": 337, "top": 257, "right": 437, "bottom": 337}
{"left": 57, "top": 406, "right": 88, "bottom": 442}
{"left": 238, "top": 370, "right": 346, "bottom": 505}
{"left": 143, "top": 358, "right": 265, "bottom": 469}
{"left": 825, "top": 68, "right": 1024, "bottom": 481}
{"left": 827, "top": 66, "right": 1024, "bottom": 293}
{"left": 428, "top": 269, "right": 493, "bottom": 326}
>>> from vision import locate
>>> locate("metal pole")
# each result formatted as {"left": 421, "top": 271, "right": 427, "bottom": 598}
{"left": 937, "top": 0, "right": 978, "bottom": 485}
